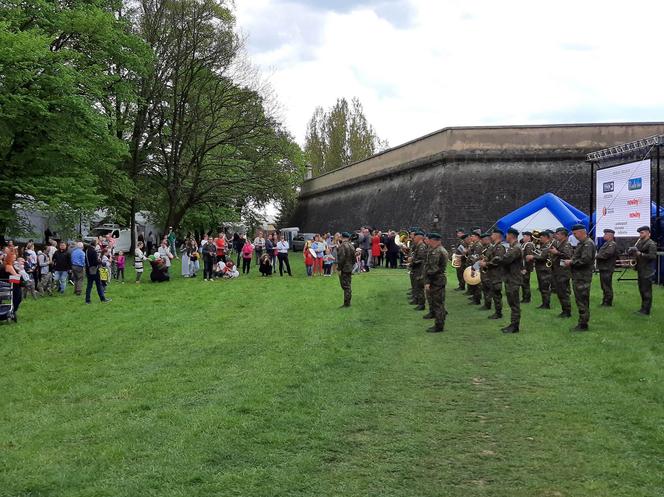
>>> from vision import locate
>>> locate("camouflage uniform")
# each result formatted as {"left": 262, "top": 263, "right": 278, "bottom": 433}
{"left": 533, "top": 239, "right": 554, "bottom": 308}
{"left": 570, "top": 237, "right": 596, "bottom": 327}
{"left": 520, "top": 240, "right": 536, "bottom": 303}
{"left": 551, "top": 238, "right": 573, "bottom": 316}
{"left": 486, "top": 241, "right": 507, "bottom": 316}
{"left": 336, "top": 240, "right": 355, "bottom": 306}
{"left": 635, "top": 237, "right": 657, "bottom": 314}
{"left": 498, "top": 241, "right": 523, "bottom": 327}
{"left": 467, "top": 240, "right": 483, "bottom": 304}
{"left": 410, "top": 240, "right": 429, "bottom": 306}
{"left": 424, "top": 244, "right": 449, "bottom": 331}
{"left": 595, "top": 239, "right": 617, "bottom": 306}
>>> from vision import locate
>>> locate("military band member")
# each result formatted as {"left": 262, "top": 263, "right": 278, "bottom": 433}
{"left": 479, "top": 232, "right": 493, "bottom": 310}
{"left": 633, "top": 226, "right": 657, "bottom": 315}
{"left": 595, "top": 228, "right": 618, "bottom": 307}
{"left": 520, "top": 231, "right": 535, "bottom": 303}
{"left": 481, "top": 228, "right": 507, "bottom": 320}
{"left": 493, "top": 228, "right": 522, "bottom": 333}
{"left": 529, "top": 229, "right": 553, "bottom": 309}
{"left": 452, "top": 228, "right": 467, "bottom": 291}
{"left": 336, "top": 232, "right": 355, "bottom": 307}
{"left": 423, "top": 232, "right": 448, "bottom": 333}
{"left": 549, "top": 227, "right": 573, "bottom": 318}
{"left": 409, "top": 230, "right": 428, "bottom": 310}
{"left": 466, "top": 230, "right": 483, "bottom": 305}
{"left": 566, "top": 224, "right": 596, "bottom": 331}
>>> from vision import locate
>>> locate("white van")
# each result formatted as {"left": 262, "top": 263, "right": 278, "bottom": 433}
{"left": 84, "top": 224, "right": 132, "bottom": 252}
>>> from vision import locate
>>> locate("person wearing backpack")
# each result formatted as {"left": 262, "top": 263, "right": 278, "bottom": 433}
{"left": 241, "top": 239, "right": 254, "bottom": 274}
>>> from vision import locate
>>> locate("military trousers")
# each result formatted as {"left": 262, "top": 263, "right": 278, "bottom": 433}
{"left": 469, "top": 281, "right": 481, "bottom": 303}
{"left": 521, "top": 270, "right": 532, "bottom": 301}
{"left": 339, "top": 271, "right": 352, "bottom": 306}
{"left": 638, "top": 274, "right": 653, "bottom": 313}
{"left": 536, "top": 269, "right": 552, "bottom": 306}
{"left": 553, "top": 273, "right": 572, "bottom": 313}
{"left": 481, "top": 276, "right": 492, "bottom": 308}
{"left": 456, "top": 266, "right": 465, "bottom": 290}
{"left": 413, "top": 274, "right": 426, "bottom": 305}
{"left": 428, "top": 283, "right": 447, "bottom": 329}
{"left": 599, "top": 270, "right": 614, "bottom": 305}
{"left": 572, "top": 277, "right": 591, "bottom": 325}
{"left": 505, "top": 281, "right": 520, "bottom": 325}
{"left": 490, "top": 279, "right": 503, "bottom": 314}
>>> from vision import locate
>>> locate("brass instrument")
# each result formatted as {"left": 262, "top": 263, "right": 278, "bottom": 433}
{"left": 463, "top": 265, "right": 481, "bottom": 285}
{"left": 451, "top": 253, "right": 462, "bottom": 268}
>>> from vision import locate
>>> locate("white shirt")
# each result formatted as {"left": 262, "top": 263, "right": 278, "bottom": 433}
{"left": 158, "top": 246, "right": 173, "bottom": 267}
{"left": 253, "top": 237, "right": 265, "bottom": 249}
{"left": 277, "top": 241, "right": 289, "bottom": 253}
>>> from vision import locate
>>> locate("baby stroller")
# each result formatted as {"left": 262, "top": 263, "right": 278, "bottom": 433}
{"left": 0, "top": 279, "right": 18, "bottom": 323}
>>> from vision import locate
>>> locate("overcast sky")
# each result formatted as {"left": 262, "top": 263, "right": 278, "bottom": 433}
{"left": 236, "top": 0, "right": 664, "bottom": 148}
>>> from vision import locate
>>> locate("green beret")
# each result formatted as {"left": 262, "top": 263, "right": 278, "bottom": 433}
{"left": 522, "top": 231, "right": 532, "bottom": 236}
{"left": 481, "top": 232, "right": 491, "bottom": 238}
{"left": 603, "top": 228, "right": 615, "bottom": 234}
{"left": 428, "top": 232, "right": 442, "bottom": 240}
{"left": 414, "top": 230, "right": 426, "bottom": 237}
{"left": 455, "top": 227, "right": 465, "bottom": 233}
{"left": 492, "top": 228, "right": 504, "bottom": 236}
{"left": 637, "top": 225, "right": 650, "bottom": 233}
{"left": 540, "top": 230, "right": 552, "bottom": 237}
{"left": 555, "top": 227, "right": 568, "bottom": 235}
{"left": 507, "top": 228, "right": 519, "bottom": 237}
{"left": 571, "top": 223, "right": 586, "bottom": 231}
{"left": 341, "top": 231, "right": 351, "bottom": 238}
{"left": 459, "top": 233, "right": 469, "bottom": 240}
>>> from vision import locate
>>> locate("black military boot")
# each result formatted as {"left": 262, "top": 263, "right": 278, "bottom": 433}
{"left": 501, "top": 323, "right": 519, "bottom": 333}
{"left": 488, "top": 313, "right": 502, "bottom": 319}
{"left": 572, "top": 324, "right": 588, "bottom": 332}
{"left": 422, "top": 313, "right": 434, "bottom": 319}
{"left": 521, "top": 298, "right": 531, "bottom": 303}
{"left": 537, "top": 303, "right": 551, "bottom": 309}
{"left": 558, "top": 311, "right": 571, "bottom": 318}
{"left": 426, "top": 325, "right": 444, "bottom": 333}
{"left": 482, "top": 303, "right": 492, "bottom": 310}
{"left": 414, "top": 304, "right": 425, "bottom": 311}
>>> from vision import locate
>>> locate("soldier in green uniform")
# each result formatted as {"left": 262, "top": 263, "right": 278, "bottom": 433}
{"left": 520, "top": 231, "right": 535, "bottom": 303}
{"left": 492, "top": 228, "right": 522, "bottom": 333}
{"left": 423, "top": 232, "right": 448, "bottom": 333}
{"left": 479, "top": 232, "right": 493, "bottom": 310}
{"left": 566, "top": 224, "right": 596, "bottom": 331}
{"left": 549, "top": 227, "right": 573, "bottom": 318}
{"left": 466, "top": 230, "right": 483, "bottom": 305}
{"left": 409, "top": 230, "right": 429, "bottom": 310}
{"left": 452, "top": 229, "right": 467, "bottom": 292}
{"left": 632, "top": 226, "right": 657, "bottom": 315}
{"left": 529, "top": 229, "right": 554, "bottom": 309}
{"left": 595, "top": 228, "right": 618, "bottom": 307}
{"left": 481, "top": 228, "right": 507, "bottom": 320}
{"left": 336, "top": 232, "right": 355, "bottom": 307}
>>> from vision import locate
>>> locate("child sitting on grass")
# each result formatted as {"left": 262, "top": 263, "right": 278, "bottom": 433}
{"left": 323, "top": 248, "right": 335, "bottom": 276}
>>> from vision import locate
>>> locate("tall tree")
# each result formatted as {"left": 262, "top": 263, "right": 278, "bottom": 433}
{"left": 304, "top": 97, "right": 388, "bottom": 176}
{"left": 0, "top": 0, "right": 149, "bottom": 239}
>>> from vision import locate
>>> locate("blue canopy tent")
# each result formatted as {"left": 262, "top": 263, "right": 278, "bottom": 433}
{"left": 496, "top": 193, "right": 589, "bottom": 235}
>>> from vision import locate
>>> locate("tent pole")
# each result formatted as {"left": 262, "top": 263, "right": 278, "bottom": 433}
{"left": 656, "top": 146, "right": 661, "bottom": 284}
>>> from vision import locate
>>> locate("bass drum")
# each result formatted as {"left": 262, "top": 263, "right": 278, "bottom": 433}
{"left": 463, "top": 266, "right": 481, "bottom": 286}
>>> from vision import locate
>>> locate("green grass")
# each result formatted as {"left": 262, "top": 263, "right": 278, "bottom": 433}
{"left": 1, "top": 254, "right": 663, "bottom": 497}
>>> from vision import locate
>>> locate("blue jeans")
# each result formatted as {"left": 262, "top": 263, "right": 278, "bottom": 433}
{"left": 86, "top": 273, "right": 106, "bottom": 303}
{"left": 54, "top": 271, "right": 68, "bottom": 293}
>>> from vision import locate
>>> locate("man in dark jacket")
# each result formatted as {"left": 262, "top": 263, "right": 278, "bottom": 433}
{"left": 52, "top": 241, "right": 71, "bottom": 294}
{"left": 423, "top": 232, "right": 448, "bottom": 333}
{"left": 633, "top": 226, "right": 657, "bottom": 315}
{"left": 567, "top": 224, "right": 596, "bottom": 331}
{"left": 85, "top": 240, "right": 111, "bottom": 304}
{"left": 595, "top": 228, "right": 618, "bottom": 307}
{"left": 336, "top": 232, "right": 355, "bottom": 307}
{"left": 493, "top": 228, "right": 522, "bottom": 333}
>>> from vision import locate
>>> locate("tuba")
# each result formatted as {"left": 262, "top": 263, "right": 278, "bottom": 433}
{"left": 451, "top": 253, "right": 462, "bottom": 268}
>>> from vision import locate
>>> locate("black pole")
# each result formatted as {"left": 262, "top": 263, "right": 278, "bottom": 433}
{"left": 656, "top": 146, "right": 661, "bottom": 284}
{"left": 589, "top": 160, "right": 595, "bottom": 238}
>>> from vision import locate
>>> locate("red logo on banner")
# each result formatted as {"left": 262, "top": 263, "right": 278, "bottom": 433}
{"left": 629, "top": 212, "right": 641, "bottom": 219}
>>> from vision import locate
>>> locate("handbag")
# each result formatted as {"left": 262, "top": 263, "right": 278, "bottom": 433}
{"left": 99, "top": 267, "right": 110, "bottom": 282}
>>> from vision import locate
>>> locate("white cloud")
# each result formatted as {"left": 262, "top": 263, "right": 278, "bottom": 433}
{"left": 236, "top": 0, "right": 664, "bottom": 147}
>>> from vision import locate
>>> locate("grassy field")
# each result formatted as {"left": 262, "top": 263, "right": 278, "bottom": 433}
{"left": 1, "top": 254, "right": 663, "bottom": 497}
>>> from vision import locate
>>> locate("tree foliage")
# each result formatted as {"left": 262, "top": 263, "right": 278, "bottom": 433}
{"left": 304, "top": 97, "right": 388, "bottom": 176}
{"left": 0, "top": 0, "right": 305, "bottom": 243}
